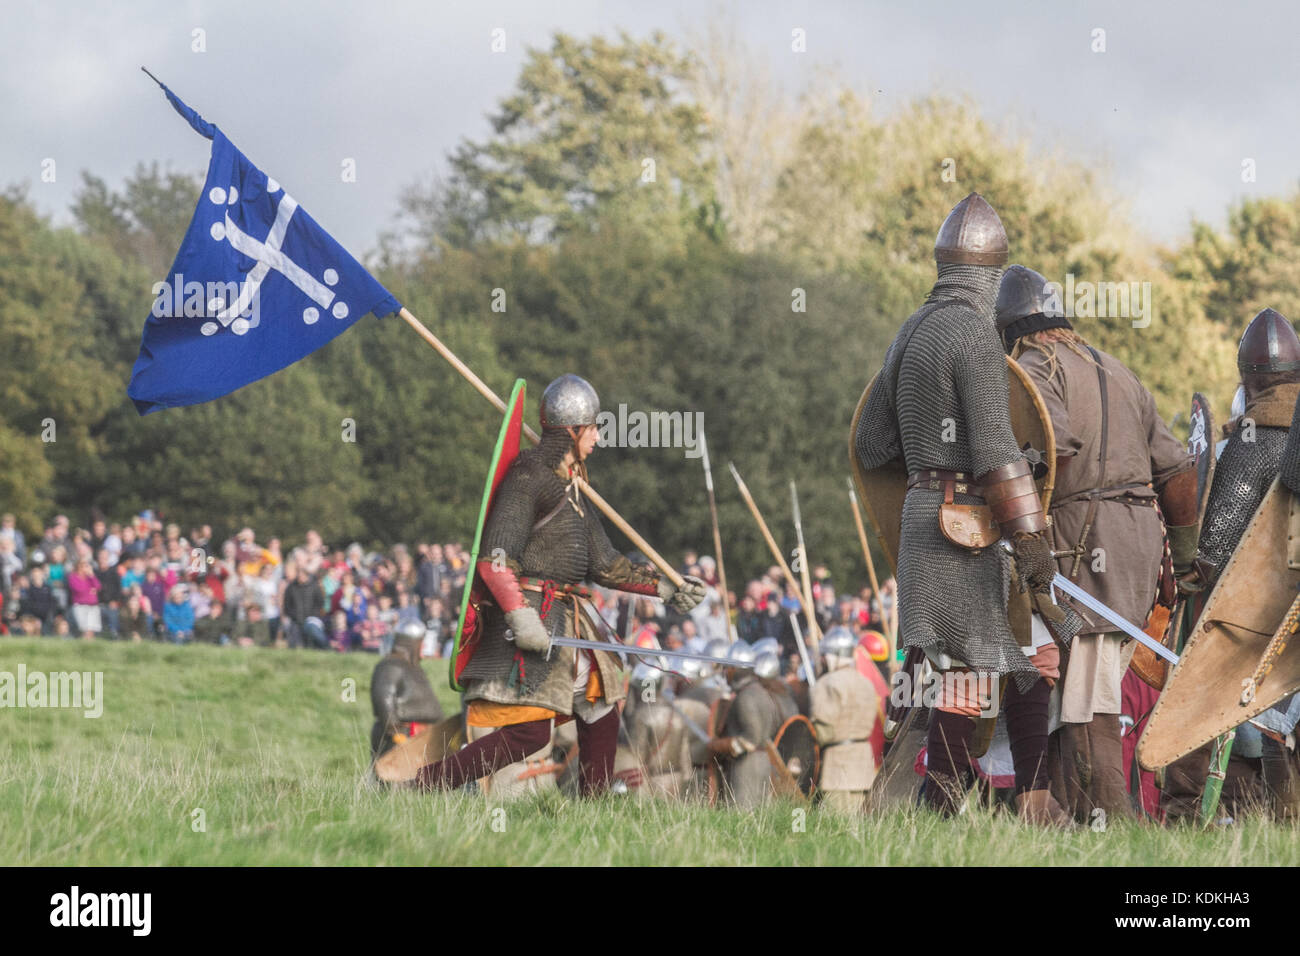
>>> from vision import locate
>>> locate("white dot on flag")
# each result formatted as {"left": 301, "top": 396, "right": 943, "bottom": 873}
{"left": 333, "top": 302, "right": 349, "bottom": 319}
{"left": 227, "top": 186, "right": 239, "bottom": 204}
{"left": 323, "top": 268, "right": 339, "bottom": 286}
{"left": 303, "top": 307, "right": 320, "bottom": 324}
{"left": 201, "top": 322, "right": 219, "bottom": 336}
{"left": 210, "top": 222, "right": 226, "bottom": 241}
{"left": 266, "top": 177, "right": 280, "bottom": 193}
{"left": 209, "top": 187, "right": 226, "bottom": 205}
{"left": 231, "top": 318, "right": 250, "bottom": 335}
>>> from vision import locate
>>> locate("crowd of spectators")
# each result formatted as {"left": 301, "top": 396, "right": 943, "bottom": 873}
{"left": 0, "top": 512, "right": 896, "bottom": 667}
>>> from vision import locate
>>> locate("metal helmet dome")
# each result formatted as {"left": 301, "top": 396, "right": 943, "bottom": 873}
{"left": 727, "top": 640, "right": 757, "bottom": 666}
{"left": 820, "top": 626, "right": 857, "bottom": 661}
{"left": 753, "top": 651, "right": 781, "bottom": 680}
{"left": 540, "top": 374, "right": 600, "bottom": 429}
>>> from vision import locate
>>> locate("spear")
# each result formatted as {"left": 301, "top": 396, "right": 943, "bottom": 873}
{"left": 848, "top": 477, "right": 896, "bottom": 662}
{"left": 788, "top": 481, "right": 823, "bottom": 653}
{"left": 398, "top": 308, "right": 685, "bottom": 589}
{"left": 728, "top": 462, "right": 817, "bottom": 646}
{"left": 699, "top": 428, "right": 733, "bottom": 641}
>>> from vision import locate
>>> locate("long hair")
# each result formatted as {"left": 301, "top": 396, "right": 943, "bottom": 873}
{"left": 1011, "top": 327, "right": 1098, "bottom": 383}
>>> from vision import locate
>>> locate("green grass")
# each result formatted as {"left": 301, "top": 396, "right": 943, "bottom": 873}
{"left": 1, "top": 637, "right": 1296, "bottom": 865}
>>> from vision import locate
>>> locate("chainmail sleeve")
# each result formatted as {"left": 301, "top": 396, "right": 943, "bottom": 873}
{"left": 1282, "top": 400, "right": 1300, "bottom": 494}
{"left": 584, "top": 501, "right": 661, "bottom": 595}
{"left": 952, "top": 313, "right": 1023, "bottom": 480}
{"left": 1197, "top": 426, "right": 1288, "bottom": 576}
{"left": 855, "top": 351, "right": 903, "bottom": 471}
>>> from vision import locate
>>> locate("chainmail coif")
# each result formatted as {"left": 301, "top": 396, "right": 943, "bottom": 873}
{"left": 856, "top": 262, "right": 1045, "bottom": 689}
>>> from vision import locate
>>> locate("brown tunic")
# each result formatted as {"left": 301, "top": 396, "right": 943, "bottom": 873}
{"left": 1017, "top": 344, "right": 1190, "bottom": 631}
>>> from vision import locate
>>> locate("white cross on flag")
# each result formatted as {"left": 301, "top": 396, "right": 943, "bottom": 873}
{"left": 127, "top": 75, "right": 401, "bottom": 414}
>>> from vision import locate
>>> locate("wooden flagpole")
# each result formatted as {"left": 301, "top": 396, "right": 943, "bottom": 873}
{"left": 398, "top": 307, "right": 684, "bottom": 589}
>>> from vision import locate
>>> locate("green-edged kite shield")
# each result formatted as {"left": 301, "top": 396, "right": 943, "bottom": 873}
{"left": 449, "top": 378, "right": 527, "bottom": 691}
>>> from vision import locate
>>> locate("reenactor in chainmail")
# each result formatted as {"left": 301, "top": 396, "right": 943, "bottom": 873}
{"left": 1163, "top": 309, "right": 1300, "bottom": 820}
{"left": 622, "top": 662, "right": 696, "bottom": 798}
{"left": 1228, "top": 332, "right": 1300, "bottom": 820}
{"left": 1196, "top": 309, "right": 1300, "bottom": 579}
{"left": 811, "top": 627, "right": 879, "bottom": 813}
{"left": 994, "top": 264, "right": 1196, "bottom": 823}
{"left": 854, "top": 193, "right": 1081, "bottom": 825}
{"left": 709, "top": 641, "right": 799, "bottom": 807}
{"left": 677, "top": 640, "right": 728, "bottom": 792}
{"left": 416, "top": 374, "right": 707, "bottom": 796}
{"left": 370, "top": 619, "right": 445, "bottom": 758}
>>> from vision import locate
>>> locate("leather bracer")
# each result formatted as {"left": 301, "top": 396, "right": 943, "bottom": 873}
{"left": 982, "top": 459, "right": 1047, "bottom": 537}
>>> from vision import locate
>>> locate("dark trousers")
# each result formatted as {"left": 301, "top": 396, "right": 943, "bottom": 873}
{"left": 926, "top": 677, "right": 1052, "bottom": 814}
{"left": 417, "top": 707, "right": 620, "bottom": 797}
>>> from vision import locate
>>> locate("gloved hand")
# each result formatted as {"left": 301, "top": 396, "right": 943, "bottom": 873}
{"left": 657, "top": 574, "right": 708, "bottom": 613}
{"left": 1166, "top": 524, "right": 1199, "bottom": 575}
{"left": 504, "top": 606, "right": 551, "bottom": 654}
{"left": 1012, "top": 532, "right": 1057, "bottom": 593}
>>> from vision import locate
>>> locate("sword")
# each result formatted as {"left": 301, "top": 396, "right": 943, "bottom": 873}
{"left": 1051, "top": 574, "right": 1179, "bottom": 665}
{"left": 997, "top": 543, "right": 1179, "bottom": 665}
{"left": 515, "top": 634, "right": 754, "bottom": 670}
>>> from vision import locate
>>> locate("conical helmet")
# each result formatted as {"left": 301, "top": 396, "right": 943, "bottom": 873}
{"left": 934, "top": 193, "right": 1009, "bottom": 266}
{"left": 1238, "top": 308, "right": 1300, "bottom": 376}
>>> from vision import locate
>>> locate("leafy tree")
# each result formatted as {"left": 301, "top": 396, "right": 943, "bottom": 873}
{"left": 417, "top": 31, "right": 714, "bottom": 247}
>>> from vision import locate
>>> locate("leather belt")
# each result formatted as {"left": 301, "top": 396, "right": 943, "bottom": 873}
{"left": 906, "top": 469, "right": 983, "bottom": 499}
{"left": 518, "top": 577, "right": 593, "bottom": 599}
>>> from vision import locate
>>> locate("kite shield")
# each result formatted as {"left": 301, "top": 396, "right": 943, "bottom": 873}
{"left": 449, "top": 378, "right": 527, "bottom": 692}
{"left": 1139, "top": 478, "right": 1300, "bottom": 769}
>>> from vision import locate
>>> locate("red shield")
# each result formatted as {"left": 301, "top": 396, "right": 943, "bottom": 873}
{"left": 449, "top": 379, "right": 527, "bottom": 691}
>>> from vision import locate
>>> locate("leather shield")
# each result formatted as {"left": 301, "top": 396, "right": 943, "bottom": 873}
{"left": 1139, "top": 479, "right": 1300, "bottom": 769}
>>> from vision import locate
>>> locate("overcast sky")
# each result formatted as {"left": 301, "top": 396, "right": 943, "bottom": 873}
{"left": 3, "top": 0, "right": 1296, "bottom": 256}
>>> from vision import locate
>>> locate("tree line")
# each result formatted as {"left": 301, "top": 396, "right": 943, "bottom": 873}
{"left": 2, "top": 30, "right": 1297, "bottom": 589}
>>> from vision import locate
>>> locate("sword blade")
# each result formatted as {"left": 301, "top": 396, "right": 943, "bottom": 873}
{"left": 1050, "top": 573, "right": 1180, "bottom": 665}
{"left": 544, "top": 636, "right": 753, "bottom": 669}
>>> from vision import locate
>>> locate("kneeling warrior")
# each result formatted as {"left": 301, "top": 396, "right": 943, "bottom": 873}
{"left": 854, "top": 193, "right": 1081, "bottom": 825}
{"left": 371, "top": 618, "right": 445, "bottom": 759}
{"left": 416, "top": 374, "right": 706, "bottom": 796}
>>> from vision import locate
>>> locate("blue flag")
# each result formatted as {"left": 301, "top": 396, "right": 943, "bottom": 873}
{"left": 127, "top": 79, "right": 401, "bottom": 414}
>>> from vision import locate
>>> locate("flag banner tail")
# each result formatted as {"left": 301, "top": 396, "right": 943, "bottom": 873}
{"left": 128, "top": 82, "right": 401, "bottom": 414}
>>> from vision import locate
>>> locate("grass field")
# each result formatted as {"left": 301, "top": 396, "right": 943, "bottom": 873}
{"left": 1, "top": 637, "right": 1296, "bottom": 866}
